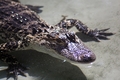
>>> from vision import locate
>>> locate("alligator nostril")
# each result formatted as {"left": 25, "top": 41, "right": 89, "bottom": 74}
{"left": 80, "top": 53, "right": 96, "bottom": 63}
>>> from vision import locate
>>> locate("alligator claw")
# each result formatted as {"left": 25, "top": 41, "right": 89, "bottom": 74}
{"left": 6, "top": 63, "right": 29, "bottom": 80}
{"left": 92, "top": 28, "right": 114, "bottom": 41}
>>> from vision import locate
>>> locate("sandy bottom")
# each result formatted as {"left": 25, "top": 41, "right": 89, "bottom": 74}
{"left": 0, "top": 0, "right": 120, "bottom": 80}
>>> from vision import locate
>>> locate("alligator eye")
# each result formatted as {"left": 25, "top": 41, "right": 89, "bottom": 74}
{"left": 65, "top": 33, "right": 76, "bottom": 42}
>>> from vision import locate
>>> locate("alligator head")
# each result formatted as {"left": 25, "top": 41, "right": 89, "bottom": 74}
{"left": 45, "top": 29, "right": 96, "bottom": 63}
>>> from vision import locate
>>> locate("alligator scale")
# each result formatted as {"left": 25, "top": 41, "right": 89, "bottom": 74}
{"left": 0, "top": 0, "right": 114, "bottom": 80}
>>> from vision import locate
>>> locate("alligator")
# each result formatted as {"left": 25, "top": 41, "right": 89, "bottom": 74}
{"left": 0, "top": 0, "right": 114, "bottom": 80}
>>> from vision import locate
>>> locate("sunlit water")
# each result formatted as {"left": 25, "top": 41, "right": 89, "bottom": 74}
{"left": 0, "top": 0, "right": 120, "bottom": 80}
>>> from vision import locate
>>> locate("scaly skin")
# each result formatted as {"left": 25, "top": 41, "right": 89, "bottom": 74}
{"left": 0, "top": 0, "right": 114, "bottom": 80}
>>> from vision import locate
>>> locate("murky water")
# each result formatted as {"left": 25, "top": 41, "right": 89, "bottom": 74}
{"left": 0, "top": 0, "right": 120, "bottom": 80}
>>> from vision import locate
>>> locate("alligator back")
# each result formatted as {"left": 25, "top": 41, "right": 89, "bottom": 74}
{"left": 0, "top": 0, "right": 49, "bottom": 41}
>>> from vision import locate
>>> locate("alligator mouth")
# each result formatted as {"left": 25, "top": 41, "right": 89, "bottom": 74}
{"left": 60, "top": 42, "right": 96, "bottom": 63}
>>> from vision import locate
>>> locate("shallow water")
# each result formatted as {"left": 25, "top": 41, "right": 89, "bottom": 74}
{"left": 0, "top": 0, "right": 120, "bottom": 80}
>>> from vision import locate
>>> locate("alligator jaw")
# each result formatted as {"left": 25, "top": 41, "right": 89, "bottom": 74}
{"left": 60, "top": 42, "right": 96, "bottom": 63}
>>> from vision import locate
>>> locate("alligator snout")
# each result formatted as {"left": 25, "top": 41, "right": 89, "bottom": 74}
{"left": 61, "top": 42, "right": 96, "bottom": 63}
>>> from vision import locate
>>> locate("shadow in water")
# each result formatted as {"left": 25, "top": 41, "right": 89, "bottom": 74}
{"left": 76, "top": 32, "right": 98, "bottom": 42}
{"left": 0, "top": 50, "right": 87, "bottom": 80}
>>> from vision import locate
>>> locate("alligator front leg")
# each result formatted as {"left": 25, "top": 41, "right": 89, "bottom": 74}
{"left": 0, "top": 41, "right": 29, "bottom": 80}
{"left": 56, "top": 16, "right": 114, "bottom": 41}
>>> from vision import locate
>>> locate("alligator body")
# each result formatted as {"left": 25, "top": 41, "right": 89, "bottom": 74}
{"left": 0, "top": 0, "right": 113, "bottom": 80}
